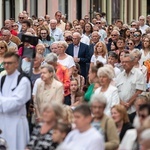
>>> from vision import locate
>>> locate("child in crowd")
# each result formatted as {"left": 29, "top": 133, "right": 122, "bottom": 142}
{"left": 71, "top": 63, "right": 85, "bottom": 91}
{"left": 70, "top": 79, "right": 80, "bottom": 105}
{"left": 52, "top": 122, "right": 72, "bottom": 148}
{"left": 107, "top": 51, "right": 121, "bottom": 77}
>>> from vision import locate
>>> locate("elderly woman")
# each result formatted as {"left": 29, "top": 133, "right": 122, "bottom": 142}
{"left": 45, "top": 53, "right": 70, "bottom": 105}
{"left": 111, "top": 104, "right": 133, "bottom": 142}
{"left": 130, "top": 49, "right": 147, "bottom": 82}
{"left": 90, "top": 93, "right": 119, "bottom": 150}
{"left": 57, "top": 41, "right": 75, "bottom": 76}
{"left": 94, "top": 66, "right": 120, "bottom": 116}
{"left": 34, "top": 64, "right": 64, "bottom": 121}
{"left": 26, "top": 102, "right": 64, "bottom": 150}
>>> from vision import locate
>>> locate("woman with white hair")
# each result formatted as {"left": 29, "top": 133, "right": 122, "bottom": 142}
{"left": 34, "top": 64, "right": 64, "bottom": 122}
{"left": 90, "top": 93, "right": 119, "bottom": 150}
{"left": 94, "top": 66, "right": 120, "bottom": 116}
{"left": 57, "top": 41, "right": 75, "bottom": 76}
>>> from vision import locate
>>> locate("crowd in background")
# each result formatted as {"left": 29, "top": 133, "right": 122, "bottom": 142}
{"left": 0, "top": 10, "right": 150, "bottom": 150}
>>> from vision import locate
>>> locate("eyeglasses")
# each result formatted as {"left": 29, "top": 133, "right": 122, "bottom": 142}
{"left": 127, "top": 43, "right": 133, "bottom": 45}
{"left": 19, "top": 17, "right": 24, "bottom": 19}
{"left": 134, "top": 34, "right": 141, "bottom": 37}
{"left": 0, "top": 47, "right": 5, "bottom": 49}
{"left": 96, "top": 22, "right": 101, "bottom": 24}
{"left": 3, "top": 62, "right": 15, "bottom": 65}
{"left": 130, "top": 32, "right": 135, "bottom": 34}
{"left": 111, "top": 34, "right": 117, "bottom": 37}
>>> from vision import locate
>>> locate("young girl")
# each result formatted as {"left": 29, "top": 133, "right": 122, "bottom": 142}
{"left": 71, "top": 63, "right": 85, "bottom": 91}
{"left": 90, "top": 41, "right": 107, "bottom": 68}
{"left": 70, "top": 79, "right": 79, "bottom": 105}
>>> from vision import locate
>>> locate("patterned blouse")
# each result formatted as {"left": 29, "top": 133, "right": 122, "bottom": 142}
{"left": 26, "top": 124, "right": 57, "bottom": 150}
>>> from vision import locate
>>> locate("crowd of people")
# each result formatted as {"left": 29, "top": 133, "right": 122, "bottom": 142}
{"left": 0, "top": 10, "right": 150, "bottom": 150}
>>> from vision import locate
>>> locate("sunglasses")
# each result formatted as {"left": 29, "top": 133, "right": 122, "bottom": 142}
{"left": 96, "top": 22, "right": 101, "bottom": 24}
{"left": 127, "top": 43, "right": 133, "bottom": 45}
{"left": 0, "top": 47, "right": 5, "bottom": 49}
{"left": 19, "top": 17, "right": 24, "bottom": 19}
{"left": 130, "top": 32, "right": 135, "bottom": 34}
{"left": 134, "top": 34, "right": 141, "bottom": 37}
{"left": 111, "top": 34, "right": 117, "bottom": 37}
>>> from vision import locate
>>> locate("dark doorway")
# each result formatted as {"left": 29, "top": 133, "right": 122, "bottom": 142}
{"left": 76, "top": 0, "right": 82, "bottom": 20}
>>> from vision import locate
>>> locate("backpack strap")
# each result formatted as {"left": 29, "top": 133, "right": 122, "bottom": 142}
{"left": 0, "top": 75, "right": 6, "bottom": 92}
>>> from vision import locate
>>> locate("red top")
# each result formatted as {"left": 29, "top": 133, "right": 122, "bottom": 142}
{"left": 56, "top": 63, "right": 70, "bottom": 96}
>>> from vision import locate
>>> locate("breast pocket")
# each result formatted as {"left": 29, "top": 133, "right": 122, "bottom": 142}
{"left": 116, "top": 82, "right": 124, "bottom": 93}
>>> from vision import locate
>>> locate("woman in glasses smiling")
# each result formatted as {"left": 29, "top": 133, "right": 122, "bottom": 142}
{"left": 0, "top": 41, "right": 8, "bottom": 73}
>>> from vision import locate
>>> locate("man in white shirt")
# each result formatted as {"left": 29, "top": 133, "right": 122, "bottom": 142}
{"left": 62, "top": 104, "right": 104, "bottom": 150}
{"left": 0, "top": 52, "right": 31, "bottom": 150}
{"left": 139, "top": 15, "right": 149, "bottom": 34}
{"left": 50, "top": 19, "right": 64, "bottom": 41}
{"left": 75, "top": 25, "right": 90, "bottom": 45}
{"left": 116, "top": 53, "right": 146, "bottom": 114}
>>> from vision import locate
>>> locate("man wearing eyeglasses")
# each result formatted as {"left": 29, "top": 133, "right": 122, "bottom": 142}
{"left": 133, "top": 30, "right": 142, "bottom": 50}
{"left": 95, "top": 20, "right": 107, "bottom": 42}
{"left": 16, "top": 13, "right": 25, "bottom": 32}
{"left": 0, "top": 51, "right": 31, "bottom": 150}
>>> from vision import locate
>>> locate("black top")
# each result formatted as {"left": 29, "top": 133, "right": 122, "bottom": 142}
{"left": 26, "top": 124, "right": 57, "bottom": 150}
{"left": 120, "top": 122, "right": 134, "bottom": 142}
{"left": 128, "top": 111, "right": 136, "bottom": 124}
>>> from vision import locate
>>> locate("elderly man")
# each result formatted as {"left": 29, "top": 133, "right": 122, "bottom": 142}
{"left": 139, "top": 15, "right": 149, "bottom": 34}
{"left": 66, "top": 32, "right": 90, "bottom": 79}
{"left": 4, "top": 19, "right": 17, "bottom": 36}
{"left": 116, "top": 53, "right": 146, "bottom": 114}
{"left": 107, "top": 29, "right": 120, "bottom": 51}
{"left": 2, "top": 29, "right": 18, "bottom": 50}
{"left": 50, "top": 19, "right": 64, "bottom": 41}
{"left": 90, "top": 93, "right": 119, "bottom": 150}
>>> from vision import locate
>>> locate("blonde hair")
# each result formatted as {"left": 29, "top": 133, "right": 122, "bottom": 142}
{"left": 111, "top": 104, "right": 129, "bottom": 123}
{"left": 94, "top": 41, "right": 107, "bottom": 57}
{"left": 0, "top": 41, "right": 8, "bottom": 53}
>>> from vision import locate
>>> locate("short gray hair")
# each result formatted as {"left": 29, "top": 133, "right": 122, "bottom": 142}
{"left": 41, "top": 64, "right": 55, "bottom": 74}
{"left": 90, "top": 93, "right": 107, "bottom": 108}
{"left": 58, "top": 41, "right": 68, "bottom": 49}
{"left": 130, "top": 49, "right": 142, "bottom": 59}
{"left": 123, "top": 53, "right": 135, "bottom": 62}
{"left": 45, "top": 52, "right": 58, "bottom": 63}
{"left": 97, "top": 66, "right": 115, "bottom": 80}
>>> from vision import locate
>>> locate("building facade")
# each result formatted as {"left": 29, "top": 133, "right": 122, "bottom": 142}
{"left": 0, "top": 0, "right": 149, "bottom": 27}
